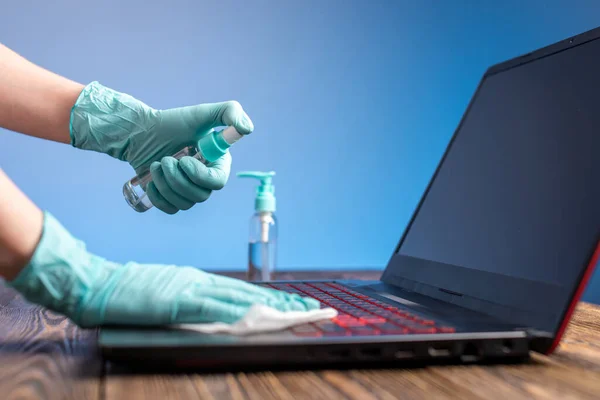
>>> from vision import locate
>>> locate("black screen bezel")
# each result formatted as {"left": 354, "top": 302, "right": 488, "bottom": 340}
{"left": 381, "top": 26, "right": 600, "bottom": 337}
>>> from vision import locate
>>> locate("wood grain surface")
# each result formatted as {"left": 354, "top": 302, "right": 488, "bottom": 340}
{"left": 1, "top": 272, "right": 599, "bottom": 400}
{"left": 0, "top": 282, "right": 101, "bottom": 400}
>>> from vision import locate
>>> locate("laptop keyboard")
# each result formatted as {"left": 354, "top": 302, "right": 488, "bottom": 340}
{"left": 262, "top": 282, "right": 456, "bottom": 337}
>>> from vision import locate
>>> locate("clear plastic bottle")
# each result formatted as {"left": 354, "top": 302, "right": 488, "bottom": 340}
{"left": 123, "top": 126, "right": 242, "bottom": 212}
{"left": 248, "top": 211, "right": 278, "bottom": 281}
{"left": 237, "top": 171, "right": 277, "bottom": 282}
{"left": 123, "top": 146, "right": 203, "bottom": 212}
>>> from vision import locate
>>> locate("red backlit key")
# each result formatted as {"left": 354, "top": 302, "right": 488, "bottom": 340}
{"left": 362, "top": 305, "right": 381, "bottom": 311}
{"left": 389, "top": 311, "right": 411, "bottom": 319}
{"left": 410, "top": 327, "right": 437, "bottom": 334}
{"left": 291, "top": 324, "right": 322, "bottom": 337}
{"left": 437, "top": 326, "right": 456, "bottom": 333}
{"left": 333, "top": 317, "right": 365, "bottom": 327}
{"left": 378, "top": 323, "right": 410, "bottom": 334}
{"left": 418, "top": 319, "right": 436, "bottom": 326}
{"left": 293, "top": 331, "right": 323, "bottom": 337}
{"left": 349, "top": 328, "right": 381, "bottom": 336}
{"left": 378, "top": 311, "right": 400, "bottom": 318}
{"left": 315, "top": 323, "right": 350, "bottom": 336}
{"left": 359, "top": 316, "right": 387, "bottom": 324}
{"left": 390, "top": 320, "right": 437, "bottom": 334}
{"left": 398, "top": 323, "right": 436, "bottom": 334}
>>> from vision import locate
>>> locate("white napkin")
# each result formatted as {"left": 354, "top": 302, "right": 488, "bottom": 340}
{"left": 173, "top": 305, "right": 338, "bottom": 335}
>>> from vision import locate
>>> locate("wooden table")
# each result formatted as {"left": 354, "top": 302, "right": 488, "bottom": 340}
{"left": 1, "top": 271, "right": 599, "bottom": 400}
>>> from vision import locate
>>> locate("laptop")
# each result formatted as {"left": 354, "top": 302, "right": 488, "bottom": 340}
{"left": 100, "top": 26, "right": 600, "bottom": 370}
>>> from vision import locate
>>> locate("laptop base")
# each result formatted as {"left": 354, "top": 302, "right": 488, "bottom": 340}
{"left": 99, "top": 279, "right": 532, "bottom": 371}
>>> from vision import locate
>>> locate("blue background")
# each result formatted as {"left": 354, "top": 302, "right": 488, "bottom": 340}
{"left": 1, "top": 1, "right": 599, "bottom": 304}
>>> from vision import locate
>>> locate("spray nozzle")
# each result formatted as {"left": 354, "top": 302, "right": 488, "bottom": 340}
{"left": 237, "top": 171, "right": 276, "bottom": 212}
{"left": 197, "top": 126, "right": 243, "bottom": 163}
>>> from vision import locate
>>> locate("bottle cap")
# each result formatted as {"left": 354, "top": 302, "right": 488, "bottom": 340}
{"left": 197, "top": 126, "right": 243, "bottom": 163}
{"left": 237, "top": 171, "right": 276, "bottom": 212}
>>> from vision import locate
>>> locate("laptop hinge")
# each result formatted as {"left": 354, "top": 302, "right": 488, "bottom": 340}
{"left": 524, "top": 329, "right": 554, "bottom": 353}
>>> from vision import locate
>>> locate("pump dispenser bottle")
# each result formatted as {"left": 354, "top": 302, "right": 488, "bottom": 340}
{"left": 237, "top": 171, "right": 277, "bottom": 282}
{"left": 123, "top": 126, "right": 243, "bottom": 212}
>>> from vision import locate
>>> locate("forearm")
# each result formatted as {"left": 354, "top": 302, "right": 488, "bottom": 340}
{"left": 0, "top": 43, "right": 84, "bottom": 143}
{"left": 0, "top": 168, "right": 43, "bottom": 280}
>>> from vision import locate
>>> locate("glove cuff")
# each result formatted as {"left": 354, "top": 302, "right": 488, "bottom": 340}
{"left": 69, "top": 81, "right": 159, "bottom": 163}
{"left": 6, "top": 212, "right": 107, "bottom": 325}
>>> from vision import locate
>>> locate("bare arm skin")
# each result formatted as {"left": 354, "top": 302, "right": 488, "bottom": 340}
{"left": 0, "top": 43, "right": 83, "bottom": 279}
{"left": 0, "top": 168, "right": 43, "bottom": 280}
{"left": 0, "top": 43, "right": 83, "bottom": 143}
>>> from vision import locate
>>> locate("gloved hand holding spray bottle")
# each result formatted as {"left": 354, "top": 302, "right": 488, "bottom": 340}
{"left": 237, "top": 171, "right": 277, "bottom": 281}
{"left": 123, "top": 126, "right": 243, "bottom": 212}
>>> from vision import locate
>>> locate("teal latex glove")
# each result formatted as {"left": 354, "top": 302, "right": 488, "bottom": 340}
{"left": 69, "top": 81, "right": 254, "bottom": 214}
{"left": 7, "top": 212, "right": 319, "bottom": 327}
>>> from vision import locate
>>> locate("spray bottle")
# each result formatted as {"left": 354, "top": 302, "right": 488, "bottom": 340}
{"left": 123, "top": 126, "right": 243, "bottom": 212}
{"left": 237, "top": 171, "right": 277, "bottom": 281}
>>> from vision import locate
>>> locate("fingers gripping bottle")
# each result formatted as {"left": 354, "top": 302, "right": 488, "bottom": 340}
{"left": 123, "top": 126, "right": 243, "bottom": 212}
{"left": 237, "top": 171, "right": 277, "bottom": 282}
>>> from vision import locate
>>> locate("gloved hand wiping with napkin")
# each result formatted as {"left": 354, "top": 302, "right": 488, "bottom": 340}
{"left": 8, "top": 212, "right": 334, "bottom": 331}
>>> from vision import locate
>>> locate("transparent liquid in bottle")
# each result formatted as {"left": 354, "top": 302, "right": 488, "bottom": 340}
{"left": 248, "top": 241, "right": 277, "bottom": 282}
{"left": 247, "top": 212, "right": 277, "bottom": 282}
{"left": 122, "top": 146, "right": 202, "bottom": 212}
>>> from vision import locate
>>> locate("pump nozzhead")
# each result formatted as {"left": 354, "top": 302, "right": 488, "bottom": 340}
{"left": 237, "top": 171, "right": 276, "bottom": 212}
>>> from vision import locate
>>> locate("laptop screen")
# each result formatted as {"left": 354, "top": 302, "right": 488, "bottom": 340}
{"left": 383, "top": 34, "right": 600, "bottom": 333}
